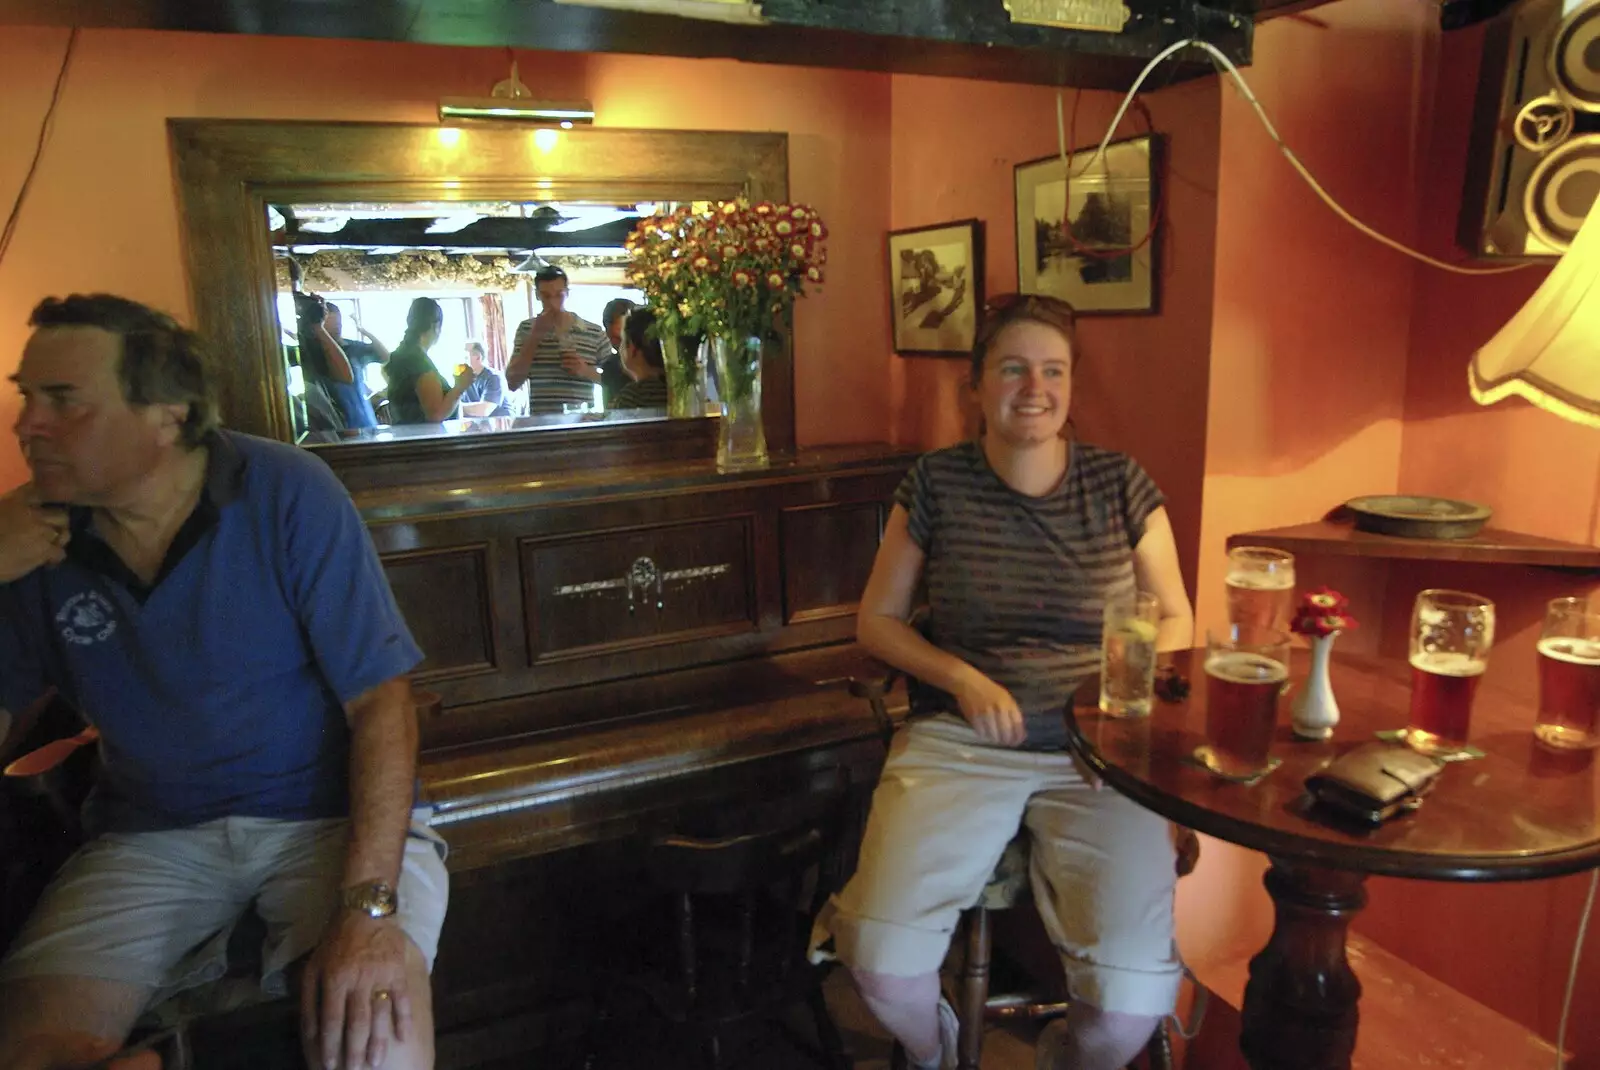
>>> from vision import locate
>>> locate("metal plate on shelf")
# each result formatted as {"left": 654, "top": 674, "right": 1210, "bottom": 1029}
{"left": 1345, "top": 495, "right": 1492, "bottom": 540}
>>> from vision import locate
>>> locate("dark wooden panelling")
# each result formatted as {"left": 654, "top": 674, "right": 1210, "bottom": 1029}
{"left": 781, "top": 501, "right": 883, "bottom": 624}
{"left": 521, "top": 518, "right": 755, "bottom": 663}
{"left": 381, "top": 545, "right": 496, "bottom": 680}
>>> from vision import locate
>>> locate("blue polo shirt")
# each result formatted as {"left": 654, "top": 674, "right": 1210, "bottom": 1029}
{"left": 0, "top": 430, "right": 423, "bottom": 832}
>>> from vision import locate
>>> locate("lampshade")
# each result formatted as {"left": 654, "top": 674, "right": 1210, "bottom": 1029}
{"left": 1469, "top": 206, "right": 1600, "bottom": 427}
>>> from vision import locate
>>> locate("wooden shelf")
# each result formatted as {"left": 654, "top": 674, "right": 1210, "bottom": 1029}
{"left": 1226, "top": 520, "right": 1600, "bottom": 570}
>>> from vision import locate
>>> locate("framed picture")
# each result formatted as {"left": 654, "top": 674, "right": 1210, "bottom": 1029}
{"left": 1014, "top": 133, "right": 1164, "bottom": 315}
{"left": 887, "top": 218, "right": 985, "bottom": 357}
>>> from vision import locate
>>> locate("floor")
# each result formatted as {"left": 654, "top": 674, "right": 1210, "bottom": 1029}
{"left": 583, "top": 969, "right": 1047, "bottom": 1070}
{"left": 821, "top": 969, "right": 1046, "bottom": 1070}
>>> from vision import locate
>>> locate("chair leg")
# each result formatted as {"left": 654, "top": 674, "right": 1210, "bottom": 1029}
{"left": 806, "top": 982, "right": 853, "bottom": 1070}
{"left": 1142, "top": 1018, "right": 1174, "bottom": 1070}
{"left": 957, "top": 907, "right": 991, "bottom": 1070}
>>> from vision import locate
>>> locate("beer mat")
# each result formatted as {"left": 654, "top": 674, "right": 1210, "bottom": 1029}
{"left": 1182, "top": 751, "right": 1283, "bottom": 785}
{"left": 1373, "top": 729, "right": 1485, "bottom": 761}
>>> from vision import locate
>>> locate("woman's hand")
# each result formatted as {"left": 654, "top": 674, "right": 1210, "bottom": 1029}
{"left": 952, "top": 667, "right": 1026, "bottom": 747}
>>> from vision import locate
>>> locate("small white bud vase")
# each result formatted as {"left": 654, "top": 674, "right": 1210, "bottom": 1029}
{"left": 1291, "top": 632, "right": 1341, "bottom": 741}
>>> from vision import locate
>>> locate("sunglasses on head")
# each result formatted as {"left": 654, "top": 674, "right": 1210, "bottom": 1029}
{"left": 983, "top": 292, "right": 1077, "bottom": 325}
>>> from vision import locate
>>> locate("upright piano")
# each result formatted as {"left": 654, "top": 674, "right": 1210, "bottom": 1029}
{"left": 325, "top": 432, "right": 916, "bottom": 1065}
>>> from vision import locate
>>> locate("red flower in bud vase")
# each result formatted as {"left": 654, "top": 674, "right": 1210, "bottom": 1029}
{"left": 1303, "top": 587, "right": 1349, "bottom": 613}
{"left": 1288, "top": 588, "right": 1356, "bottom": 740}
{"left": 1289, "top": 588, "right": 1358, "bottom": 639}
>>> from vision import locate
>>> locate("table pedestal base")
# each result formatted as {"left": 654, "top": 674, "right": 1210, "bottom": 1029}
{"left": 1240, "top": 859, "right": 1368, "bottom": 1070}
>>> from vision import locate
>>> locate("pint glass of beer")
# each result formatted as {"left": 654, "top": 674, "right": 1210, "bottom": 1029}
{"left": 1405, "top": 589, "right": 1495, "bottom": 757}
{"left": 1225, "top": 547, "right": 1296, "bottom": 633}
{"left": 1099, "top": 592, "right": 1161, "bottom": 718}
{"left": 1536, "top": 596, "right": 1600, "bottom": 750}
{"left": 1196, "top": 627, "right": 1290, "bottom": 781}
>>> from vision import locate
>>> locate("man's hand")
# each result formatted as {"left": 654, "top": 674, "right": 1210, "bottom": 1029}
{"left": 301, "top": 914, "right": 414, "bottom": 1070}
{"left": 0, "top": 484, "right": 69, "bottom": 583}
{"left": 561, "top": 352, "right": 600, "bottom": 382}
{"left": 952, "top": 666, "right": 1026, "bottom": 747}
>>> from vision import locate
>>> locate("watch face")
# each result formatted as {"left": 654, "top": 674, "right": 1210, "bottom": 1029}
{"left": 345, "top": 882, "right": 398, "bottom": 918}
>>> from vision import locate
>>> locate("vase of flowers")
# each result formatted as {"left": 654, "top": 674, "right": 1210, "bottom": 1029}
{"left": 626, "top": 199, "right": 828, "bottom": 471}
{"left": 1289, "top": 588, "right": 1359, "bottom": 741}
{"left": 625, "top": 212, "right": 707, "bottom": 418}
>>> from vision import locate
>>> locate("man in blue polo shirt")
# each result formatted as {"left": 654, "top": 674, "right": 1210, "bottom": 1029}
{"left": 0, "top": 295, "right": 448, "bottom": 1070}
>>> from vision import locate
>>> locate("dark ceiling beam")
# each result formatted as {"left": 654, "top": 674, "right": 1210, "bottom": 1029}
{"left": 279, "top": 216, "right": 637, "bottom": 249}
{"left": 0, "top": 0, "right": 1274, "bottom": 89}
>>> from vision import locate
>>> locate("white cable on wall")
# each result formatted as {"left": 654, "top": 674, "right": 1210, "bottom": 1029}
{"left": 1073, "top": 37, "right": 1533, "bottom": 276}
{"left": 1555, "top": 868, "right": 1597, "bottom": 1069}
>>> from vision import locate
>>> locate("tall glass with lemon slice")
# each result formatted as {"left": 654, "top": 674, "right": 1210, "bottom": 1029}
{"left": 1100, "top": 592, "right": 1162, "bottom": 717}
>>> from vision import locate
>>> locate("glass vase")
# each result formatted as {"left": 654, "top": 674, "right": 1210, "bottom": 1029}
{"left": 708, "top": 333, "right": 768, "bottom": 473}
{"left": 660, "top": 332, "right": 705, "bottom": 419}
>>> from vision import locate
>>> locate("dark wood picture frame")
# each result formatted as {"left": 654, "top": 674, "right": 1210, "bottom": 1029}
{"left": 886, "top": 218, "right": 985, "bottom": 357}
{"left": 1014, "top": 133, "right": 1164, "bottom": 316}
{"left": 167, "top": 120, "right": 793, "bottom": 464}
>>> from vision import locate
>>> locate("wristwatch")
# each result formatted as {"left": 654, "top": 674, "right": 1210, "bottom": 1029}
{"left": 341, "top": 880, "right": 399, "bottom": 919}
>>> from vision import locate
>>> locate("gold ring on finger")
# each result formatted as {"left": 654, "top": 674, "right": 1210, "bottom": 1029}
{"left": 374, "top": 990, "right": 392, "bottom": 1002}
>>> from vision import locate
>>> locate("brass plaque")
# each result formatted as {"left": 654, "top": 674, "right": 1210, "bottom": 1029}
{"left": 1004, "top": 0, "right": 1131, "bottom": 33}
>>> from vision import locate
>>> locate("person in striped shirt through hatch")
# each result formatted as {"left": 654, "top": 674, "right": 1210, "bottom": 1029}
{"left": 809, "top": 294, "right": 1195, "bottom": 1070}
{"left": 611, "top": 307, "right": 669, "bottom": 411}
{"left": 505, "top": 266, "right": 612, "bottom": 415}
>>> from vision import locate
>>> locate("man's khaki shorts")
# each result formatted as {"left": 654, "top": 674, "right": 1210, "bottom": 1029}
{"left": 812, "top": 715, "right": 1181, "bottom": 1017}
{"left": 0, "top": 811, "right": 450, "bottom": 1008}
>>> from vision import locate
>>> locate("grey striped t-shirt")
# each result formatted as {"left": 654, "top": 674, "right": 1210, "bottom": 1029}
{"left": 897, "top": 440, "right": 1165, "bottom": 750}
{"left": 511, "top": 314, "right": 612, "bottom": 414}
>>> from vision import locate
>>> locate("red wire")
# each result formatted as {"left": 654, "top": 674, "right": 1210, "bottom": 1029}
{"left": 1059, "top": 90, "right": 1165, "bottom": 260}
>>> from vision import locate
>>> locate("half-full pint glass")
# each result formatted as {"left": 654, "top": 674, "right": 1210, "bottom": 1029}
{"left": 1225, "top": 547, "right": 1296, "bottom": 634}
{"left": 1099, "top": 592, "right": 1162, "bottom": 718}
{"left": 1536, "top": 596, "right": 1600, "bottom": 750}
{"left": 1405, "top": 589, "right": 1495, "bottom": 758}
{"left": 1196, "top": 627, "right": 1290, "bottom": 781}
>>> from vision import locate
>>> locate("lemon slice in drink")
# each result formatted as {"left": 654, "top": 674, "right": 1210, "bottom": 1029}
{"left": 1119, "top": 619, "right": 1159, "bottom": 644}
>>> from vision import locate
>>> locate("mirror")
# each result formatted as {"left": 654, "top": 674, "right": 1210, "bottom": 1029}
{"left": 271, "top": 198, "right": 669, "bottom": 443}
{"left": 170, "top": 121, "right": 793, "bottom": 463}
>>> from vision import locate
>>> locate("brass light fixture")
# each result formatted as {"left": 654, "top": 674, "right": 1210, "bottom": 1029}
{"left": 438, "top": 59, "right": 594, "bottom": 126}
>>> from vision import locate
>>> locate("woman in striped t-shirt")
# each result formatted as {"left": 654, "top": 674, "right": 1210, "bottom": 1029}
{"left": 812, "top": 296, "right": 1194, "bottom": 1070}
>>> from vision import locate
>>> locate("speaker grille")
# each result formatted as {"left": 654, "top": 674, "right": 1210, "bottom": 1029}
{"left": 1552, "top": 3, "right": 1600, "bottom": 111}
{"left": 1525, "top": 134, "right": 1600, "bottom": 248}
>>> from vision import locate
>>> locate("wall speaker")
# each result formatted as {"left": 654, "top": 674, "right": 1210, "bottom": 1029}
{"left": 1460, "top": 0, "right": 1600, "bottom": 258}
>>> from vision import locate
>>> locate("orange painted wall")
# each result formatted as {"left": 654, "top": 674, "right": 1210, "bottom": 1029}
{"left": 0, "top": 28, "right": 892, "bottom": 491}
{"left": 1194, "top": 0, "right": 1431, "bottom": 641}
{"left": 1178, "top": 0, "right": 1437, "bottom": 979}
{"left": 886, "top": 72, "right": 1220, "bottom": 599}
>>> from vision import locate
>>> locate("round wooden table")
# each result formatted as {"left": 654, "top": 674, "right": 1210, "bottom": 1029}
{"left": 1066, "top": 648, "right": 1600, "bottom": 1070}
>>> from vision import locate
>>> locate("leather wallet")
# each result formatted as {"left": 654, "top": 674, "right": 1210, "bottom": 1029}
{"left": 1304, "top": 743, "right": 1444, "bottom": 826}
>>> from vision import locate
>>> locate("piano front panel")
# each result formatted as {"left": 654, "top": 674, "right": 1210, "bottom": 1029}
{"left": 382, "top": 544, "right": 497, "bottom": 681}
{"left": 519, "top": 515, "right": 757, "bottom": 663}
{"left": 358, "top": 450, "right": 912, "bottom": 746}
{"left": 780, "top": 500, "right": 884, "bottom": 624}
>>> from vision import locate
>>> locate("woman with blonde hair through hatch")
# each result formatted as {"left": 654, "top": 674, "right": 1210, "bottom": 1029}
{"left": 810, "top": 294, "right": 1194, "bottom": 1070}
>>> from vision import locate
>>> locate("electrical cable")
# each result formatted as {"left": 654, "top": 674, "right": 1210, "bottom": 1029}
{"left": 1052, "top": 88, "right": 1164, "bottom": 259}
{"left": 0, "top": 28, "right": 77, "bottom": 270}
{"left": 1076, "top": 36, "right": 1533, "bottom": 277}
{"left": 1554, "top": 868, "right": 1598, "bottom": 1069}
